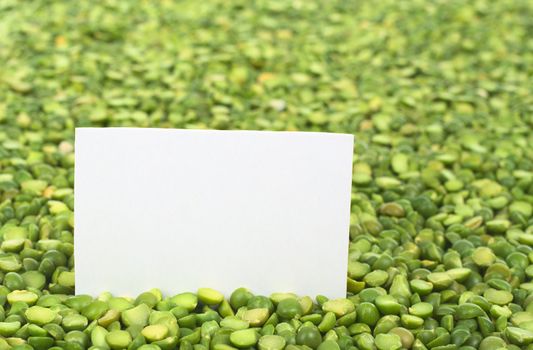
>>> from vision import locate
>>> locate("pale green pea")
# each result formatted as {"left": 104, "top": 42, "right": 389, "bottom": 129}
{"left": 504, "top": 327, "right": 533, "bottom": 346}
{"left": 197, "top": 288, "right": 224, "bottom": 305}
{"left": 355, "top": 332, "right": 375, "bottom": 350}
{"left": 376, "top": 177, "right": 402, "bottom": 189}
{"left": 511, "top": 201, "right": 532, "bottom": 217}
{"left": 317, "top": 312, "right": 336, "bottom": 333}
{"left": 317, "top": 340, "right": 340, "bottom": 350}
{"left": 409, "top": 279, "right": 433, "bottom": 295}
{"left": 21, "top": 271, "right": 46, "bottom": 290}
{"left": 98, "top": 309, "right": 121, "bottom": 328}
{"left": 400, "top": 314, "right": 424, "bottom": 328}
{"left": 170, "top": 293, "right": 198, "bottom": 311}
{"left": 446, "top": 268, "right": 471, "bottom": 282}
{"left": 0, "top": 321, "right": 21, "bottom": 337}
{"left": 445, "top": 179, "right": 464, "bottom": 192}
{"left": 484, "top": 288, "right": 513, "bottom": 305}
{"left": 427, "top": 272, "right": 452, "bottom": 290}
{"left": 91, "top": 326, "right": 110, "bottom": 349}
{"left": 375, "top": 295, "right": 401, "bottom": 315}
{"left": 57, "top": 271, "right": 75, "bottom": 288}
{"left": 471, "top": 247, "right": 495, "bottom": 267}
{"left": 456, "top": 303, "right": 485, "bottom": 319}
{"left": 62, "top": 314, "right": 88, "bottom": 331}
{"left": 121, "top": 304, "right": 150, "bottom": 328}
{"left": 230, "top": 329, "right": 259, "bottom": 348}
{"left": 7, "top": 290, "right": 38, "bottom": 305}
{"left": 389, "top": 327, "right": 414, "bottom": 349}
{"left": 363, "top": 270, "right": 389, "bottom": 287}
{"left": 391, "top": 154, "right": 409, "bottom": 174}
{"left": 375, "top": 333, "right": 402, "bottom": 350}
{"left": 105, "top": 330, "right": 132, "bottom": 349}
{"left": 486, "top": 219, "right": 511, "bottom": 234}
{"left": 348, "top": 262, "right": 370, "bottom": 279}
{"left": 258, "top": 335, "right": 286, "bottom": 350}
{"left": 356, "top": 302, "right": 379, "bottom": 327}
{"left": 322, "top": 299, "right": 355, "bottom": 317}
{"left": 0, "top": 255, "right": 22, "bottom": 272}
{"left": 25, "top": 306, "right": 57, "bottom": 326}
{"left": 105, "top": 297, "right": 133, "bottom": 312}
{"left": 141, "top": 324, "right": 169, "bottom": 342}
{"left": 241, "top": 308, "right": 270, "bottom": 327}
{"left": 479, "top": 336, "right": 507, "bottom": 350}
{"left": 220, "top": 316, "right": 249, "bottom": 330}
{"left": 408, "top": 303, "right": 433, "bottom": 318}
{"left": 511, "top": 312, "right": 533, "bottom": 326}
{"left": 379, "top": 203, "right": 405, "bottom": 217}
{"left": 389, "top": 275, "right": 412, "bottom": 299}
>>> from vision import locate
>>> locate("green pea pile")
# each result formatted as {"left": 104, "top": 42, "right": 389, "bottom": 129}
{"left": 0, "top": 0, "right": 532, "bottom": 349}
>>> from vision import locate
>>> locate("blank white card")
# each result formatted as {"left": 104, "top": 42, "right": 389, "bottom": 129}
{"left": 74, "top": 128, "right": 353, "bottom": 298}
